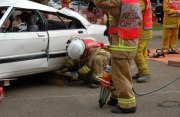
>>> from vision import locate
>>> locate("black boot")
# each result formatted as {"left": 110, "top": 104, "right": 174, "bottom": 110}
{"left": 89, "top": 80, "right": 100, "bottom": 88}
{"left": 111, "top": 105, "right": 136, "bottom": 113}
{"left": 107, "top": 97, "right": 118, "bottom": 106}
{"left": 132, "top": 73, "right": 139, "bottom": 79}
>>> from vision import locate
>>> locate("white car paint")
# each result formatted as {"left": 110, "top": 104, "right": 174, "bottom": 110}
{"left": 0, "top": 0, "right": 109, "bottom": 80}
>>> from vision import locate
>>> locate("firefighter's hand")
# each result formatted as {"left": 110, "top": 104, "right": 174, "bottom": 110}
{"left": 71, "top": 71, "right": 79, "bottom": 80}
{"left": 59, "top": 65, "right": 70, "bottom": 73}
{"left": 177, "top": 10, "right": 180, "bottom": 14}
{"left": 104, "top": 28, "right": 108, "bottom": 37}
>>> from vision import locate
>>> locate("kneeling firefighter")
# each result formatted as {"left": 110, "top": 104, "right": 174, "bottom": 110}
{"left": 59, "top": 37, "right": 110, "bottom": 88}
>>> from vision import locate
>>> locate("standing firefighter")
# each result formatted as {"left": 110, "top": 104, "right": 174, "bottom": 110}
{"left": 133, "top": 0, "right": 153, "bottom": 83}
{"left": 161, "top": 0, "right": 180, "bottom": 53}
{"left": 60, "top": 37, "right": 110, "bottom": 88}
{"left": 94, "top": 0, "right": 142, "bottom": 114}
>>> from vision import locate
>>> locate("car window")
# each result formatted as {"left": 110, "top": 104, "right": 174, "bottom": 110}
{"left": 41, "top": 11, "right": 84, "bottom": 30}
{"left": 0, "top": 7, "right": 10, "bottom": 32}
{"left": 0, "top": 7, "right": 8, "bottom": 19}
{"left": 0, "top": 8, "right": 44, "bottom": 33}
{"left": 41, "top": 12, "right": 68, "bottom": 30}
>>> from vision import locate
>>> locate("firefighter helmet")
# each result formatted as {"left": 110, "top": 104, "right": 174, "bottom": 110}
{"left": 67, "top": 37, "right": 85, "bottom": 59}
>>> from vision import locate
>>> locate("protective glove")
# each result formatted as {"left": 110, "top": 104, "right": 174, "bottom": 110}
{"left": 71, "top": 71, "right": 79, "bottom": 80}
{"left": 104, "top": 28, "right": 108, "bottom": 37}
{"left": 59, "top": 65, "right": 70, "bottom": 73}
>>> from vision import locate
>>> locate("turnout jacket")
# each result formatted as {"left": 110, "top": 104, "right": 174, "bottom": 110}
{"left": 163, "top": 0, "right": 180, "bottom": 28}
{"left": 66, "top": 47, "right": 110, "bottom": 75}
{"left": 94, "top": 0, "right": 141, "bottom": 58}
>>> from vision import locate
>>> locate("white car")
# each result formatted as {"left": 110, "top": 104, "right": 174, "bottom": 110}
{"left": 0, "top": 0, "right": 109, "bottom": 80}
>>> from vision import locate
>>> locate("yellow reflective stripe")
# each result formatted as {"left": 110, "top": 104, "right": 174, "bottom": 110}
{"left": 118, "top": 97, "right": 136, "bottom": 104}
{"left": 169, "top": 10, "right": 174, "bottom": 14}
{"left": 107, "top": 52, "right": 110, "bottom": 56}
{"left": 82, "top": 65, "right": 91, "bottom": 73}
{"left": 110, "top": 45, "right": 137, "bottom": 51}
{"left": 118, "top": 97, "right": 135, "bottom": 101}
{"left": 100, "top": 49, "right": 106, "bottom": 52}
{"left": 121, "top": 39, "right": 125, "bottom": 46}
{"left": 67, "top": 59, "right": 74, "bottom": 66}
{"left": 111, "top": 37, "right": 137, "bottom": 51}
{"left": 110, "top": 45, "right": 137, "bottom": 49}
{"left": 100, "top": 49, "right": 110, "bottom": 56}
{"left": 108, "top": 15, "right": 113, "bottom": 21}
{"left": 93, "top": 73, "right": 102, "bottom": 77}
{"left": 112, "top": 91, "right": 118, "bottom": 96}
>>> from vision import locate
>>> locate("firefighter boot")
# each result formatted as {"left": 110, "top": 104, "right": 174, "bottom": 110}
{"left": 107, "top": 97, "right": 118, "bottom": 106}
{"left": 89, "top": 80, "right": 100, "bottom": 88}
{"left": 132, "top": 73, "right": 139, "bottom": 79}
{"left": 111, "top": 105, "right": 136, "bottom": 113}
{"left": 136, "top": 74, "right": 150, "bottom": 83}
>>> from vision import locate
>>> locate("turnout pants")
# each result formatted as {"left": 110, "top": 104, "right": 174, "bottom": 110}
{"left": 134, "top": 39, "right": 149, "bottom": 75}
{"left": 162, "top": 28, "right": 179, "bottom": 49}
{"left": 111, "top": 57, "right": 136, "bottom": 108}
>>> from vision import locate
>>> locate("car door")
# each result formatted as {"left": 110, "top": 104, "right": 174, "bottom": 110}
{"left": 40, "top": 11, "right": 88, "bottom": 68}
{"left": 0, "top": 8, "right": 48, "bottom": 76}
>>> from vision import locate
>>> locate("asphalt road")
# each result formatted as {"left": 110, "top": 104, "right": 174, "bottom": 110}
{"left": 0, "top": 30, "right": 180, "bottom": 117}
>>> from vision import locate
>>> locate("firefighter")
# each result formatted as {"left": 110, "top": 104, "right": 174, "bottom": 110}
{"left": 94, "top": 0, "right": 142, "bottom": 113}
{"left": 59, "top": 37, "right": 110, "bottom": 88}
{"left": 132, "top": 0, "right": 153, "bottom": 83}
{"left": 161, "top": 0, "right": 180, "bottom": 53}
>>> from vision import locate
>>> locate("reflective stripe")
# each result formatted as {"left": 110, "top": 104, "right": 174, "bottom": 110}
{"left": 100, "top": 49, "right": 107, "bottom": 52}
{"left": 108, "top": 15, "right": 113, "bottom": 21}
{"left": 118, "top": 97, "right": 136, "bottom": 104}
{"left": 110, "top": 38, "right": 137, "bottom": 51}
{"left": 169, "top": 10, "right": 174, "bottom": 14}
{"left": 82, "top": 65, "right": 91, "bottom": 73}
{"left": 93, "top": 73, "right": 102, "bottom": 77}
{"left": 100, "top": 49, "right": 110, "bottom": 56}
{"left": 112, "top": 91, "right": 118, "bottom": 96}
{"left": 110, "top": 45, "right": 137, "bottom": 51}
{"left": 67, "top": 59, "right": 74, "bottom": 66}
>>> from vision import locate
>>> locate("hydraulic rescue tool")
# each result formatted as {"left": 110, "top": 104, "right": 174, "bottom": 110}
{"left": 96, "top": 65, "right": 111, "bottom": 108}
{"left": 149, "top": 49, "right": 165, "bottom": 58}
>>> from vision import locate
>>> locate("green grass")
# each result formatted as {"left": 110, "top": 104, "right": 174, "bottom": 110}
{"left": 153, "top": 23, "right": 163, "bottom": 30}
